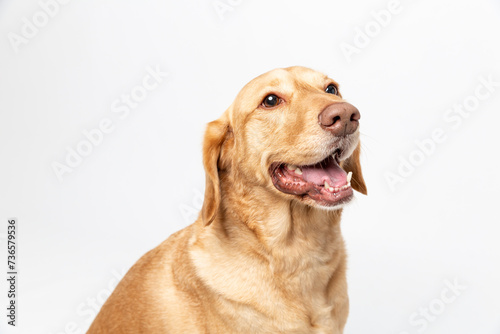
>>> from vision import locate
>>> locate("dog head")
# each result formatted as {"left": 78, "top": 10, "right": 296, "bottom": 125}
{"left": 202, "top": 66, "right": 367, "bottom": 225}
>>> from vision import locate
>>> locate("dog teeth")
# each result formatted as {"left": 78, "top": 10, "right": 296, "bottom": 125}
{"left": 286, "top": 164, "right": 302, "bottom": 175}
{"left": 346, "top": 171, "right": 352, "bottom": 183}
{"left": 324, "top": 181, "right": 333, "bottom": 192}
{"left": 324, "top": 181, "right": 335, "bottom": 192}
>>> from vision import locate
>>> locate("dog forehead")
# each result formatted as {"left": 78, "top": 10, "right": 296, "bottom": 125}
{"left": 249, "top": 67, "right": 329, "bottom": 90}
{"left": 286, "top": 66, "right": 330, "bottom": 84}
{"left": 244, "top": 68, "right": 295, "bottom": 94}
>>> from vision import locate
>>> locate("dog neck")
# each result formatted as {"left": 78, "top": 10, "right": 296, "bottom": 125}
{"left": 213, "top": 175, "right": 345, "bottom": 275}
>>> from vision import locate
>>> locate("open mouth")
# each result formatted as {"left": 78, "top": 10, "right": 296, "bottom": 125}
{"left": 270, "top": 151, "right": 353, "bottom": 207}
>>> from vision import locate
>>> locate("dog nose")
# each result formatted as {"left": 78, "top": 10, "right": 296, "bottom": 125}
{"left": 318, "top": 102, "right": 360, "bottom": 136}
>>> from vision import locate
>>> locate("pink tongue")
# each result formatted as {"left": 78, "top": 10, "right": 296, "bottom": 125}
{"left": 301, "top": 157, "right": 347, "bottom": 187}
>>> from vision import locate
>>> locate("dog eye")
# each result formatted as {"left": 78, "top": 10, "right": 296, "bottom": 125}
{"left": 262, "top": 94, "right": 281, "bottom": 108}
{"left": 325, "top": 84, "right": 338, "bottom": 95}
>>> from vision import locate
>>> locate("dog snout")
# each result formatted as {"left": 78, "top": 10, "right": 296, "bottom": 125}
{"left": 318, "top": 102, "right": 360, "bottom": 137}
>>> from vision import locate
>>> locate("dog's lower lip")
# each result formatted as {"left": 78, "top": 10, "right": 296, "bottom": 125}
{"left": 270, "top": 153, "right": 352, "bottom": 206}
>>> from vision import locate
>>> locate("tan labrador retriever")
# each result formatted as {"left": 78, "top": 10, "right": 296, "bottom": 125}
{"left": 88, "top": 66, "right": 367, "bottom": 334}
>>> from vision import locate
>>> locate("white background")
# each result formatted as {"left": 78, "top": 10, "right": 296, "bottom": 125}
{"left": 1, "top": 0, "right": 499, "bottom": 333}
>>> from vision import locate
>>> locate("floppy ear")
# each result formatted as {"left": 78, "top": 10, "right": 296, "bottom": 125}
{"left": 201, "top": 114, "right": 231, "bottom": 226}
{"left": 342, "top": 143, "right": 367, "bottom": 195}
